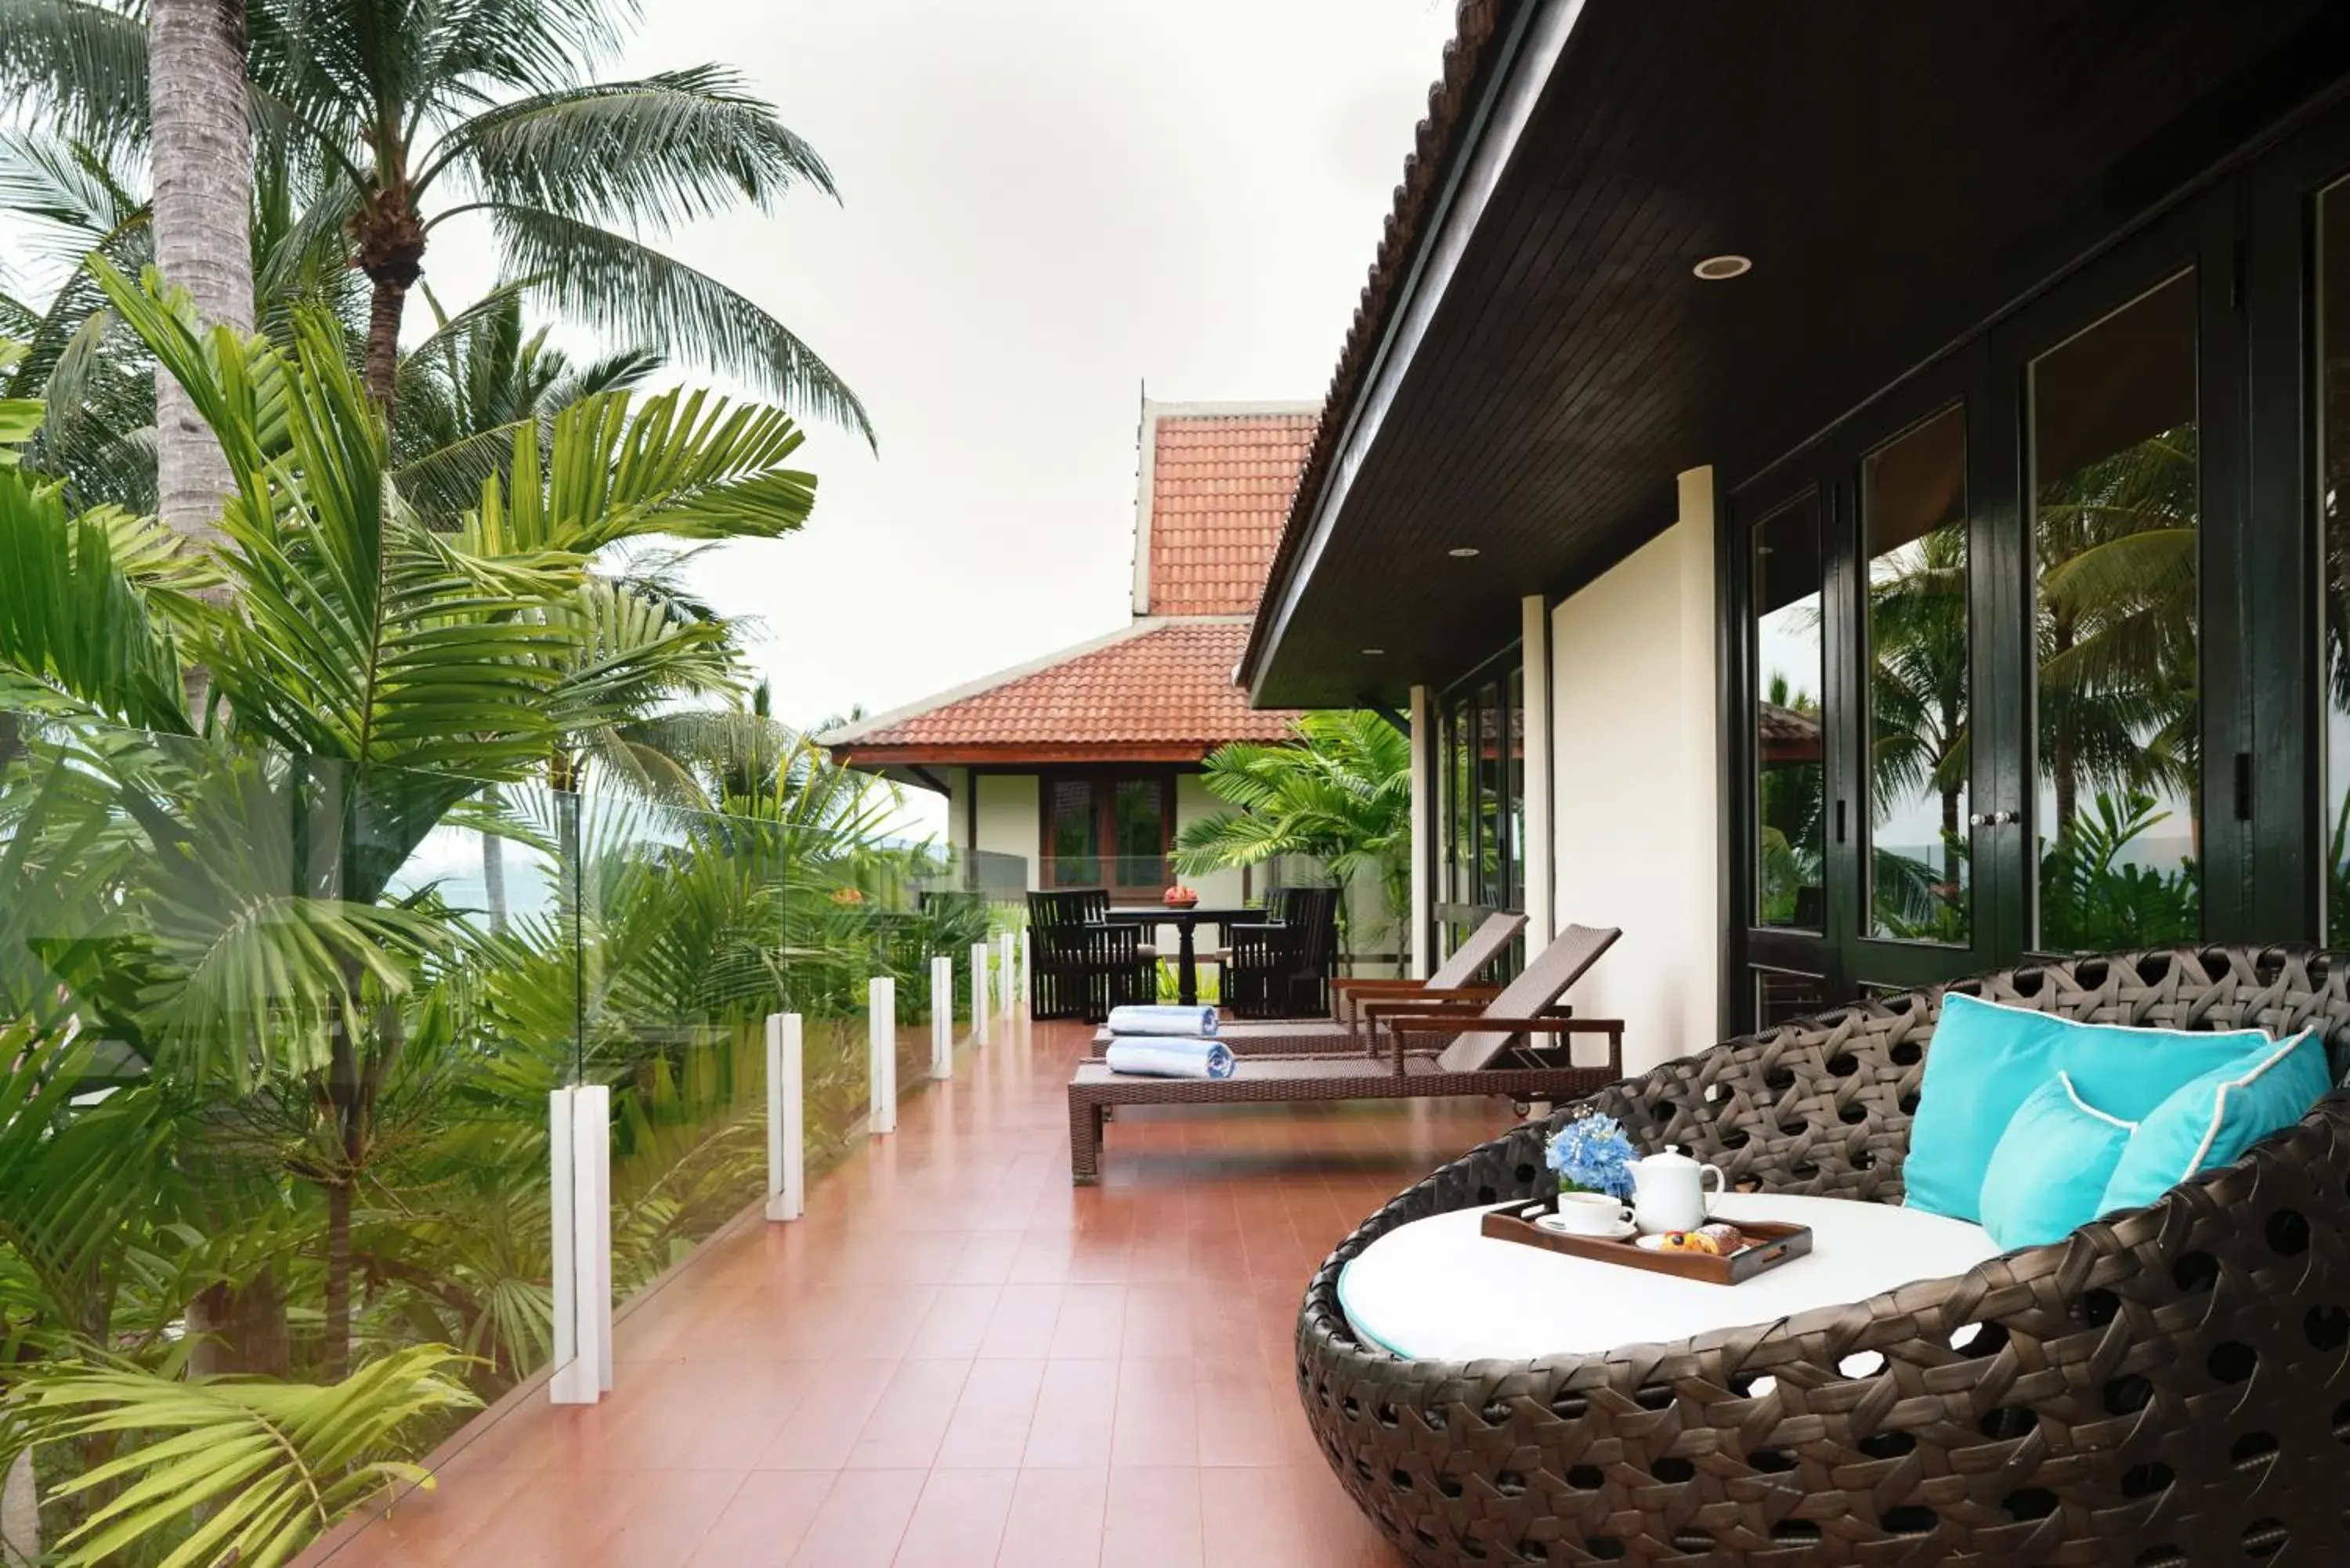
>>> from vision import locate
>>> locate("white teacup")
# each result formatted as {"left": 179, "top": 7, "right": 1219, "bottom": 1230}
{"left": 1546, "top": 1190, "right": 1635, "bottom": 1237}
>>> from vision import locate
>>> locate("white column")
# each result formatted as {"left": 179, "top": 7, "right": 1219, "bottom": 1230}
{"left": 930, "top": 955, "right": 953, "bottom": 1079}
{"left": 971, "top": 941, "right": 991, "bottom": 1045}
{"left": 999, "top": 932, "right": 1017, "bottom": 1017}
{"left": 868, "top": 976, "right": 897, "bottom": 1135}
{"left": 1675, "top": 464, "right": 1723, "bottom": 1050}
{"left": 549, "top": 1083, "right": 612, "bottom": 1404}
{"left": 548, "top": 1086, "right": 576, "bottom": 1399}
{"left": 765, "top": 1013, "right": 804, "bottom": 1222}
{"left": 1408, "top": 683, "right": 1433, "bottom": 979}
{"left": 1520, "top": 594, "right": 1556, "bottom": 943}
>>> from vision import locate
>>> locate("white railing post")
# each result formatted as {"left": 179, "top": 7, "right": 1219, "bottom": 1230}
{"left": 548, "top": 1086, "right": 576, "bottom": 1399}
{"left": 765, "top": 1013, "right": 804, "bottom": 1221}
{"left": 549, "top": 1083, "right": 613, "bottom": 1404}
{"left": 868, "top": 976, "right": 897, "bottom": 1135}
{"left": 930, "top": 955, "right": 953, "bottom": 1079}
{"left": 1000, "top": 931, "right": 1017, "bottom": 1017}
{"left": 971, "top": 941, "right": 991, "bottom": 1045}
{"left": 1018, "top": 929, "right": 1031, "bottom": 1010}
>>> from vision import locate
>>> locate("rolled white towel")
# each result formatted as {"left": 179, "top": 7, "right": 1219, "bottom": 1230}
{"left": 1105, "top": 1004, "right": 1218, "bottom": 1037}
{"left": 1104, "top": 1038, "right": 1235, "bottom": 1080}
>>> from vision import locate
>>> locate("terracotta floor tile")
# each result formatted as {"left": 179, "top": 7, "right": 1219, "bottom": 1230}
{"left": 935, "top": 1357, "right": 1047, "bottom": 1469}
{"left": 754, "top": 1357, "right": 902, "bottom": 1469}
{"left": 1047, "top": 1283, "right": 1127, "bottom": 1358}
{"left": 1110, "top": 1357, "right": 1199, "bottom": 1469}
{"left": 846, "top": 1357, "right": 973, "bottom": 1469}
{"left": 1101, "top": 1464, "right": 1206, "bottom": 1568}
{"left": 907, "top": 1284, "right": 1004, "bottom": 1358}
{"left": 977, "top": 1281, "right": 1064, "bottom": 1358}
{"left": 786, "top": 1469, "right": 923, "bottom": 1568}
{"left": 890, "top": 1467, "right": 1018, "bottom": 1566}
{"left": 994, "top": 1465, "right": 1108, "bottom": 1568}
{"left": 682, "top": 1472, "right": 835, "bottom": 1567}
{"left": 1021, "top": 1358, "right": 1119, "bottom": 1468}
{"left": 322, "top": 1020, "right": 1496, "bottom": 1568}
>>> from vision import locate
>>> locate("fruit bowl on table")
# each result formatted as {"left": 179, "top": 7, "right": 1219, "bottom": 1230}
{"left": 1162, "top": 887, "right": 1199, "bottom": 909}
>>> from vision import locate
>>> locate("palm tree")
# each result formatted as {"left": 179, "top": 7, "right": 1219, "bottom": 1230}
{"left": 2034, "top": 424, "right": 2200, "bottom": 836}
{"left": 146, "top": 0, "right": 251, "bottom": 562}
{"left": 0, "top": 262, "right": 819, "bottom": 1380}
{"left": 1865, "top": 521, "right": 1970, "bottom": 934}
{"left": 0, "top": 0, "right": 871, "bottom": 435}
{"left": 1172, "top": 712, "right": 1411, "bottom": 963}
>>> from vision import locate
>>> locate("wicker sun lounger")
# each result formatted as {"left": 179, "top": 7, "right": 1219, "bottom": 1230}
{"left": 1068, "top": 936, "right": 1625, "bottom": 1183}
{"left": 1092, "top": 922, "right": 1618, "bottom": 1059}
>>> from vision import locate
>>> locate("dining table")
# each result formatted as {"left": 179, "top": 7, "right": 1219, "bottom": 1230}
{"left": 1101, "top": 904, "right": 1255, "bottom": 1008}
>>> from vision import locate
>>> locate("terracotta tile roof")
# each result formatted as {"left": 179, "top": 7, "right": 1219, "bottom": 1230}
{"left": 825, "top": 621, "right": 1302, "bottom": 765}
{"left": 1242, "top": 0, "right": 1522, "bottom": 681}
{"left": 1142, "top": 410, "right": 1318, "bottom": 616}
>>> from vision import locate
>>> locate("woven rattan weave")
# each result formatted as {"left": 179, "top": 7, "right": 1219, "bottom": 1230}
{"left": 1296, "top": 947, "right": 2350, "bottom": 1567}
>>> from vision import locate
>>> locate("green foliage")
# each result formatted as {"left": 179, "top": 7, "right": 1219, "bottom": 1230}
{"left": 2037, "top": 789, "right": 2201, "bottom": 952}
{"left": 9, "top": 1346, "right": 479, "bottom": 1568}
{"left": 0, "top": 265, "right": 888, "bottom": 1563}
{"left": 1172, "top": 710, "right": 1410, "bottom": 951}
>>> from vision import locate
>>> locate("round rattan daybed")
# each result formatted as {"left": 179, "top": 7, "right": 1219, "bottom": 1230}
{"left": 1296, "top": 946, "right": 2350, "bottom": 1567}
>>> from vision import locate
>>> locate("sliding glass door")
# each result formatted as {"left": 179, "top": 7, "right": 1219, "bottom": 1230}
{"left": 1729, "top": 190, "right": 2254, "bottom": 1028}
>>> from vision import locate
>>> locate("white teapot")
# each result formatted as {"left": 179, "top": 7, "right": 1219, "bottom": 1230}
{"left": 1629, "top": 1144, "right": 1725, "bottom": 1235}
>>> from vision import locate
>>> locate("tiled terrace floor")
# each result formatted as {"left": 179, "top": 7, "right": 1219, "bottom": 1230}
{"left": 318, "top": 1016, "right": 1517, "bottom": 1567}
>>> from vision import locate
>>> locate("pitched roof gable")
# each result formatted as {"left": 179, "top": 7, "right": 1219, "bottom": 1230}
{"left": 1132, "top": 402, "right": 1318, "bottom": 617}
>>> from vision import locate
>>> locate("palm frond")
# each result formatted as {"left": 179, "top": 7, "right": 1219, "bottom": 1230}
{"left": 14, "top": 1346, "right": 480, "bottom": 1568}
{"left": 0, "top": 0, "right": 150, "bottom": 151}
{"left": 431, "top": 64, "right": 837, "bottom": 226}
{"left": 484, "top": 204, "right": 874, "bottom": 445}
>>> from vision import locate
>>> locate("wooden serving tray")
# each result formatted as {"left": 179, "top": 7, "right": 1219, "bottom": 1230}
{"left": 1480, "top": 1200, "right": 1813, "bottom": 1285}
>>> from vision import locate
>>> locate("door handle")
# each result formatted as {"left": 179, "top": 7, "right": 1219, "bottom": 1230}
{"left": 1968, "top": 810, "right": 2019, "bottom": 828}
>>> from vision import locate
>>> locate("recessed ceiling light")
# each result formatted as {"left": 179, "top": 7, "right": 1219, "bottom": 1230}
{"left": 1447, "top": 546, "right": 1480, "bottom": 558}
{"left": 1694, "top": 254, "right": 1752, "bottom": 280}
{"left": 1361, "top": 647, "right": 1386, "bottom": 656}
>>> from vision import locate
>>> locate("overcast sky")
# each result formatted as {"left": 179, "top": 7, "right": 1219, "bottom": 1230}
{"left": 421, "top": 0, "right": 1460, "bottom": 732}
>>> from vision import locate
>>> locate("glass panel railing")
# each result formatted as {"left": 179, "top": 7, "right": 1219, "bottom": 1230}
{"left": 0, "top": 714, "right": 561, "bottom": 1558}
{"left": 0, "top": 710, "right": 1031, "bottom": 1561}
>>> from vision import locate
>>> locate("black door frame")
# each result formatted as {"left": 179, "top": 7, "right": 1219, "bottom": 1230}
{"left": 1724, "top": 173, "right": 2283, "bottom": 1029}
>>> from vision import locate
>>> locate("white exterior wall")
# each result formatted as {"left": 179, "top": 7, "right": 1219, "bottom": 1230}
{"left": 973, "top": 774, "right": 1042, "bottom": 890}
{"left": 1520, "top": 594, "right": 1556, "bottom": 943}
{"left": 1549, "top": 467, "right": 1720, "bottom": 1075}
{"left": 1173, "top": 773, "right": 1247, "bottom": 909}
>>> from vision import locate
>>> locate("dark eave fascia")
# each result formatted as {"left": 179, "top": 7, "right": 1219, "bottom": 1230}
{"left": 1241, "top": 0, "right": 1588, "bottom": 702}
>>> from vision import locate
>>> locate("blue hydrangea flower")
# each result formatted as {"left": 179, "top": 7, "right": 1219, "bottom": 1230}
{"left": 1544, "top": 1113, "right": 1636, "bottom": 1200}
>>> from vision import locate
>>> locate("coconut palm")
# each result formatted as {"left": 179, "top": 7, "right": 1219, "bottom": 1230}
{"left": 2034, "top": 423, "right": 2200, "bottom": 835}
{"left": 146, "top": 0, "right": 251, "bottom": 562}
{"left": 0, "top": 0, "right": 870, "bottom": 436}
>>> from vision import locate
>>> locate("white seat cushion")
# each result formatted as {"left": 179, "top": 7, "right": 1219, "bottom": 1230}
{"left": 1336, "top": 1191, "right": 2001, "bottom": 1361}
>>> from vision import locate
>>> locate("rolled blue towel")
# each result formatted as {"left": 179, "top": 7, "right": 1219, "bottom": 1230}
{"left": 1104, "top": 1038, "right": 1235, "bottom": 1079}
{"left": 1105, "top": 1004, "right": 1218, "bottom": 1037}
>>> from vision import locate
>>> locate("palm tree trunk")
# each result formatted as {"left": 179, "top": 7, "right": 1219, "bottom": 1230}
{"left": 148, "top": 0, "right": 252, "bottom": 558}
{"left": 2, "top": 1448, "right": 37, "bottom": 1566}
{"left": 364, "top": 272, "right": 411, "bottom": 410}
{"left": 186, "top": 1271, "right": 290, "bottom": 1378}
{"left": 482, "top": 786, "right": 508, "bottom": 934}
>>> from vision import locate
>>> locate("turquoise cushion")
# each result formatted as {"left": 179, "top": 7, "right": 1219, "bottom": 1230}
{"left": 1979, "top": 1073, "right": 2137, "bottom": 1250}
{"left": 1904, "top": 992, "right": 2272, "bottom": 1223}
{"left": 2100, "top": 1031, "right": 2332, "bottom": 1212}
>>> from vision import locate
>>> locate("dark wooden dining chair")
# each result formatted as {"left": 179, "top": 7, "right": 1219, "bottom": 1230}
{"left": 1226, "top": 885, "right": 1340, "bottom": 1019}
{"left": 1027, "top": 889, "right": 1155, "bottom": 1021}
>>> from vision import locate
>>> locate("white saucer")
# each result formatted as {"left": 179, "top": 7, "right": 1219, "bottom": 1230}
{"left": 1534, "top": 1213, "right": 1636, "bottom": 1242}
